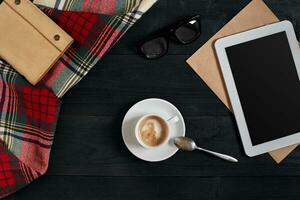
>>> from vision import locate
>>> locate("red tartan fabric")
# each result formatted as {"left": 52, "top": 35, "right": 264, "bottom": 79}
{"left": 0, "top": 144, "right": 39, "bottom": 196}
{"left": 32, "top": 0, "right": 158, "bottom": 98}
{"left": 40, "top": 6, "right": 148, "bottom": 97}
{"left": 0, "top": 62, "right": 61, "bottom": 198}
{"left": 33, "top": 0, "right": 128, "bottom": 15}
{"left": 0, "top": 0, "right": 156, "bottom": 198}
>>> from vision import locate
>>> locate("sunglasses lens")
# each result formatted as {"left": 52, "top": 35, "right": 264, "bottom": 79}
{"left": 175, "top": 19, "right": 201, "bottom": 44}
{"left": 140, "top": 36, "right": 168, "bottom": 59}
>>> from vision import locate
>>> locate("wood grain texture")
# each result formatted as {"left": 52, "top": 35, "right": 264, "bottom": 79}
{"left": 7, "top": 0, "right": 300, "bottom": 199}
{"left": 6, "top": 176, "right": 300, "bottom": 200}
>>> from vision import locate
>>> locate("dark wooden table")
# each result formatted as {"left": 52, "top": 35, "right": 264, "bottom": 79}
{"left": 7, "top": 1, "right": 300, "bottom": 199}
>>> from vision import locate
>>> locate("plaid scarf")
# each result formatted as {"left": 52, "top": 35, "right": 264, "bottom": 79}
{"left": 0, "top": 0, "right": 156, "bottom": 198}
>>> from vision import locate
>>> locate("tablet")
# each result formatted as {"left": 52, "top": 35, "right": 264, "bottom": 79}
{"left": 215, "top": 20, "right": 300, "bottom": 157}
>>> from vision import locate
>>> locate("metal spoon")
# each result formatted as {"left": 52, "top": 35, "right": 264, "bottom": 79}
{"left": 174, "top": 137, "right": 238, "bottom": 162}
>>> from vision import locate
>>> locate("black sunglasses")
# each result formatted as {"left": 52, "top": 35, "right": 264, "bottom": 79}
{"left": 139, "top": 15, "right": 201, "bottom": 59}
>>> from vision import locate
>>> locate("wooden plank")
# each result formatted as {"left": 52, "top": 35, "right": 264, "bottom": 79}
{"left": 6, "top": 176, "right": 300, "bottom": 200}
{"left": 61, "top": 55, "right": 229, "bottom": 116}
{"left": 46, "top": 114, "right": 300, "bottom": 176}
{"left": 219, "top": 177, "right": 300, "bottom": 200}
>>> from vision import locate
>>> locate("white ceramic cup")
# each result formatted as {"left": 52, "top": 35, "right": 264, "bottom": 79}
{"left": 135, "top": 114, "right": 179, "bottom": 148}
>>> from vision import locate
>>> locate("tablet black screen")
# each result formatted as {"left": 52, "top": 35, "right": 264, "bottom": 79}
{"left": 225, "top": 31, "right": 300, "bottom": 145}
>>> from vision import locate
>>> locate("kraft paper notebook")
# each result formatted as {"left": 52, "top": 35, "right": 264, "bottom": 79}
{"left": 0, "top": 0, "right": 73, "bottom": 85}
{"left": 186, "top": 0, "right": 299, "bottom": 163}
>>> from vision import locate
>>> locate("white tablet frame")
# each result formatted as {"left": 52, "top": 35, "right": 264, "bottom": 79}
{"left": 215, "top": 20, "right": 300, "bottom": 157}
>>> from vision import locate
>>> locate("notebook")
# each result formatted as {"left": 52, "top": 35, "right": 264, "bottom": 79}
{"left": 186, "top": 0, "right": 299, "bottom": 163}
{"left": 0, "top": 0, "right": 73, "bottom": 85}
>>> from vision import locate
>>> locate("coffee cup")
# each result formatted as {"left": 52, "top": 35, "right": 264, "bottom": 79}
{"left": 135, "top": 114, "right": 179, "bottom": 148}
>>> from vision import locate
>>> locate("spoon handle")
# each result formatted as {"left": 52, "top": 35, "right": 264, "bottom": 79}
{"left": 195, "top": 147, "right": 238, "bottom": 162}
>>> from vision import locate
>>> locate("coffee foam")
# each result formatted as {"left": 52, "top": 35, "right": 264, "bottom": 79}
{"left": 138, "top": 116, "right": 168, "bottom": 146}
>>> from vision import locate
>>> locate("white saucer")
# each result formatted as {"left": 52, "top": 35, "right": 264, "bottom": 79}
{"left": 121, "top": 98, "right": 186, "bottom": 162}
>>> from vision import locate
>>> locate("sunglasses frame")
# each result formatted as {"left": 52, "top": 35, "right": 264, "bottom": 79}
{"left": 139, "top": 15, "right": 201, "bottom": 59}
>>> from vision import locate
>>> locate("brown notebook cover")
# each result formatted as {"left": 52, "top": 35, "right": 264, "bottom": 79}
{"left": 0, "top": 0, "right": 73, "bottom": 85}
{"left": 186, "top": 0, "right": 299, "bottom": 163}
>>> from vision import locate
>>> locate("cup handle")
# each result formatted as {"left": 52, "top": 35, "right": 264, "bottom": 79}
{"left": 167, "top": 116, "right": 179, "bottom": 124}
